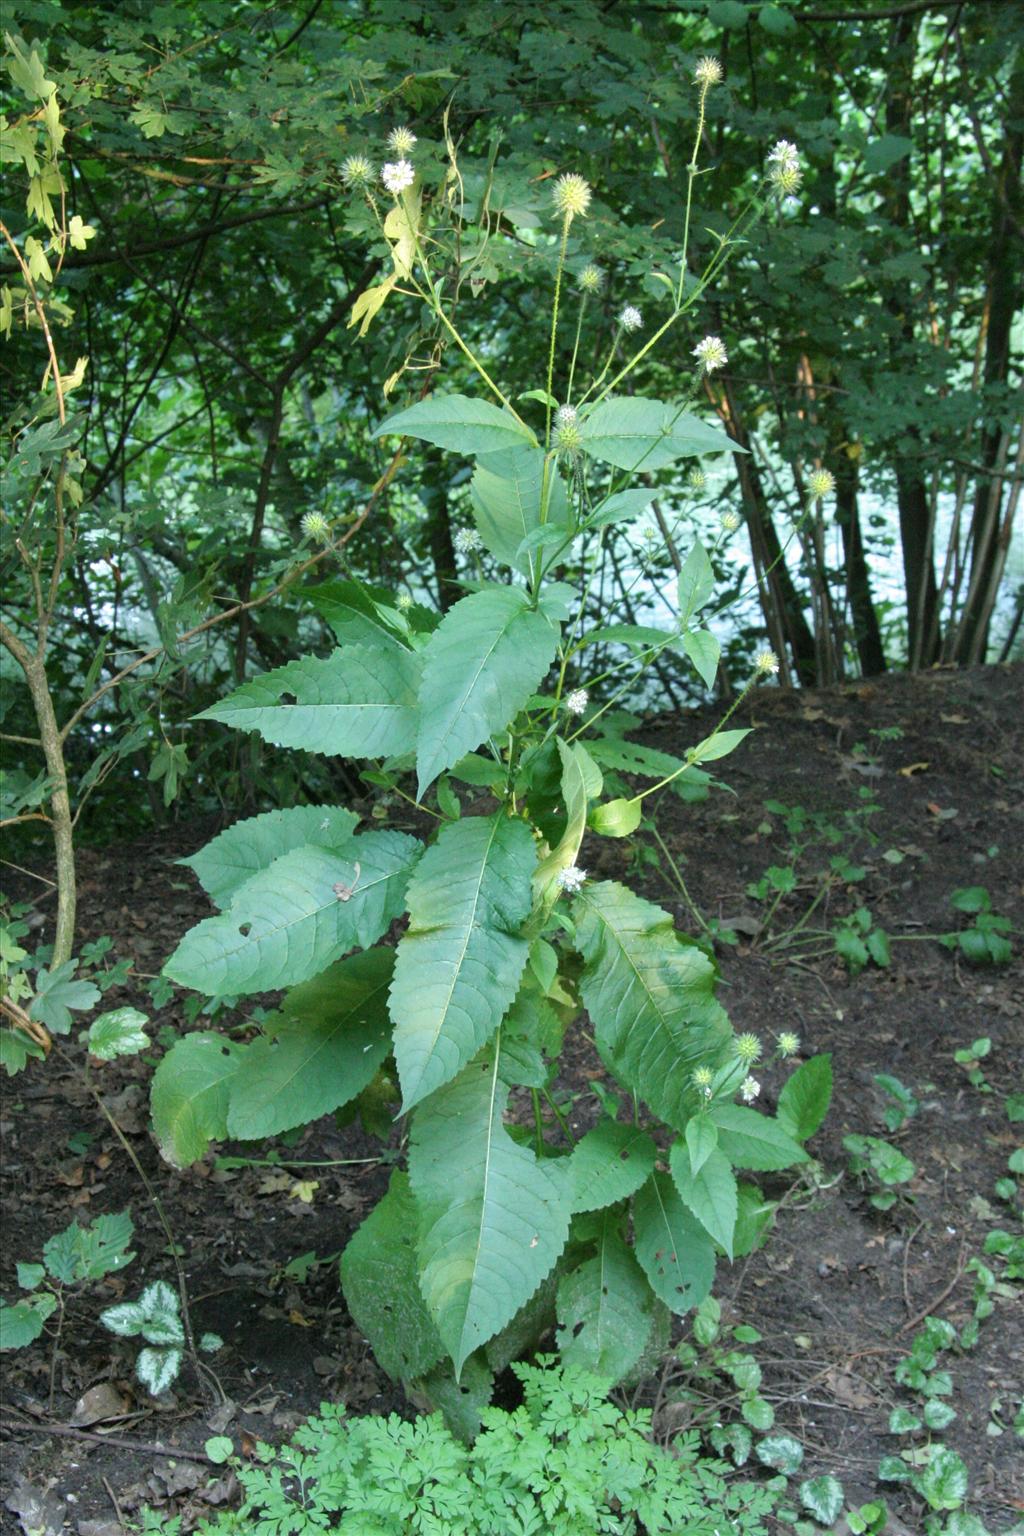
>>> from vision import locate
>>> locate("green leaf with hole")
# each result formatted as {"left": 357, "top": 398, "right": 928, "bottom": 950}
{"left": 151, "top": 1032, "right": 243, "bottom": 1167}
{"left": 180, "top": 806, "right": 361, "bottom": 910}
{"left": 556, "top": 1212, "right": 654, "bottom": 1381}
{"left": 632, "top": 1171, "right": 716, "bottom": 1314}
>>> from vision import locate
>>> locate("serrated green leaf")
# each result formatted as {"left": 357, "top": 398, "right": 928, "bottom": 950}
{"left": 470, "top": 446, "right": 569, "bottom": 573}
{"left": 677, "top": 543, "right": 715, "bottom": 624}
{"left": 679, "top": 627, "right": 720, "bottom": 689}
{"left": 180, "top": 806, "right": 361, "bottom": 910}
{"left": 685, "top": 1116, "right": 718, "bottom": 1177}
{"left": 417, "top": 1354, "right": 495, "bottom": 1442}
{"left": 711, "top": 1105, "right": 809, "bottom": 1170}
{"left": 87, "top": 1008, "right": 149, "bottom": 1061}
{"left": 586, "top": 737, "right": 711, "bottom": 802}
{"left": 409, "top": 1046, "right": 570, "bottom": 1373}
{"left": 567, "top": 1118, "right": 657, "bottom": 1213}
{"left": 151, "top": 1032, "right": 243, "bottom": 1167}
{"left": 556, "top": 1212, "right": 654, "bottom": 1381}
{"left": 533, "top": 739, "right": 602, "bottom": 908}
{"left": 29, "top": 961, "right": 100, "bottom": 1034}
{"left": 579, "top": 398, "right": 734, "bottom": 472}
{"left": 585, "top": 488, "right": 655, "bottom": 529}
{"left": 776, "top": 1054, "right": 833, "bottom": 1142}
{"left": 416, "top": 588, "right": 559, "bottom": 796}
{"left": 43, "top": 1211, "right": 135, "bottom": 1284}
{"left": 197, "top": 646, "right": 421, "bottom": 759}
{"left": 575, "top": 881, "right": 732, "bottom": 1131}
{"left": 918, "top": 1446, "right": 969, "bottom": 1511}
{"left": 373, "top": 393, "right": 537, "bottom": 455}
{"left": 633, "top": 1171, "right": 716, "bottom": 1314}
{"left": 164, "top": 831, "right": 419, "bottom": 996}
{"left": 306, "top": 579, "right": 411, "bottom": 651}
{"left": 669, "top": 1141, "right": 738, "bottom": 1258}
{"left": 227, "top": 948, "right": 394, "bottom": 1139}
{"left": 1, "top": 1296, "right": 56, "bottom": 1350}
{"left": 16, "top": 1262, "right": 45, "bottom": 1291}
{"left": 339, "top": 1170, "right": 445, "bottom": 1382}
{"left": 390, "top": 815, "right": 535, "bottom": 1110}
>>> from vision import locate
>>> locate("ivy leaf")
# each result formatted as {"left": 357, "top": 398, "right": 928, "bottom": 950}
{"left": 151, "top": 1032, "right": 243, "bottom": 1167}
{"left": 669, "top": 1142, "right": 738, "bottom": 1258}
{"left": 164, "top": 831, "right": 420, "bottom": 996}
{"left": 633, "top": 1171, "right": 716, "bottom": 1315}
{"left": 776, "top": 1054, "right": 833, "bottom": 1142}
{"left": 579, "top": 397, "right": 734, "bottom": 472}
{"left": 567, "top": 1118, "right": 657, "bottom": 1213}
{"left": 227, "top": 948, "right": 395, "bottom": 1139}
{"left": 197, "top": 646, "right": 421, "bottom": 760}
{"left": 470, "top": 446, "right": 569, "bottom": 573}
{"left": 29, "top": 961, "right": 100, "bottom": 1034}
{"left": 575, "top": 881, "right": 732, "bottom": 1131}
{"left": 409, "top": 1047, "right": 570, "bottom": 1374}
{"left": 180, "top": 806, "right": 361, "bottom": 910}
{"left": 555, "top": 1212, "right": 654, "bottom": 1381}
{"left": 390, "top": 815, "right": 535, "bottom": 1111}
{"left": 712, "top": 1105, "right": 809, "bottom": 1171}
{"left": 372, "top": 393, "right": 537, "bottom": 456}
{"left": 340, "top": 1169, "right": 446, "bottom": 1381}
{"left": 416, "top": 588, "right": 559, "bottom": 796}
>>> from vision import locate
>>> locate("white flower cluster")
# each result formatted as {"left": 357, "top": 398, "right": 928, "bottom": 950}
{"left": 755, "top": 647, "right": 780, "bottom": 676}
{"left": 619, "top": 304, "right": 643, "bottom": 332}
{"left": 300, "top": 511, "right": 330, "bottom": 542}
{"left": 454, "top": 527, "right": 482, "bottom": 555}
{"left": 556, "top": 865, "right": 587, "bottom": 895}
{"left": 555, "top": 403, "right": 578, "bottom": 429}
{"left": 693, "top": 335, "right": 728, "bottom": 373}
{"left": 767, "top": 139, "right": 802, "bottom": 196}
{"left": 552, "top": 173, "right": 592, "bottom": 221}
{"left": 381, "top": 160, "right": 415, "bottom": 195}
{"left": 564, "top": 688, "right": 589, "bottom": 716}
{"left": 694, "top": 56, "right": 723, "bottom": 87}
{"left": 740, "top": 1076, "right": 761, "bottom": 1104}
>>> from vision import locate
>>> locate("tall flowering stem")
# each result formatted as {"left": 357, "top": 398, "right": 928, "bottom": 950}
{"left": 677, "top": 59, "right": 720, "bottom": 308}
{"left": 545, "top": 213, "right": 571, "bottom": 453}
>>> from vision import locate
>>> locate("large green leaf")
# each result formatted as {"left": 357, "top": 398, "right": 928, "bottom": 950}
{"left": 164, "top": 831, "right": 419, "bottom": 996}
{"left": 197, "top": 646, "right": 421, "bottom": 759}
{"left": 390, "top": 815, "right": 536, "bottom": 1111}
{"left": 339, "top": 1170, "right": 446, "bottom": 1382}
{"left": 567, "top": 1118, "right": 657, "bottom": 1214}
{"left": 306, "top": 579, "right": 411, "bottom": 651}
{"left": 575, "top": 881, "right": 732, "bottom": 1131}
{"left": 711, "top": 1104, "right": 809, "bottom": 1170}
{"left": 579, "top": 398, "right": 734, "bottom": 472}
{"left": 669, "top": 1141, "right": 738, "bottom": 1259}
{"left": 227, "top": 948, "right": 394, "bottom": 1138}
{"left": 409, "top": 1046, "right": 571, "bottom": 1373}
{"left": 151, "top": 1032, "right": 243, "bottom": 1167}
{"left": 470, "top": 446, "right": 569, "bottom": 574}
{"left": 555, "top": 1212, "right": 654, "bottom": 1381}
{"left": 416, "top": 587, "right": 559, "bottom": 796}
{"left": 180, "top": 806, "right": 360, "bottom": 910}
{"left": 532, "top": 739, "right": 602, "bottom": 908}
{"left": 776, "top": 1054, "right": 833, "bottom": 1142}
{"left": 373, "top": 393, "right": 537, "bottom": 456}
{"left": 633, "top": 1171, "right": 716, "bottom": 1314}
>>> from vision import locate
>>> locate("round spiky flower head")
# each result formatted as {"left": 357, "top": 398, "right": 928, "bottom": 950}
{"left": 736, "top": 1032, "right": 763, "bottom": 1065}
{"left": 778, "top": 1031, "right": 801, "bottom": 1058}
{"left": 688, "top": 467, "right": 707, "bottom": 491}
{"left": 556, "top": 403, "right": 578, "bottom": 429}
{"left": 300, "top": 510, "right": 330, "bottom": 543}
{"left": 557, "top": 864, "right": 587, "bottom": 895}
{"left": 381, "top": 160, "right": 415, "bottom": 196}
{"left": 755, "top": 647, "right": 779, "bottom": 676}
{"left": 692, "top": 1065, "right": 714, "bottom": 1092}
{"left": 387, "top": 125, "right": 417, "bottom": 157}
{"left": 694, "top": 56, "right": 723, "bottom": 87}
{"left": 341, "top": 154, "right": 373, "bottom": 188}
{"left": 767, "top": 139, "right": 802, "bottom": 196}
{"left": 555, "top": 421, "right": 583, "bottom": 457}
{"left": 693, "top": 335, "right": 728, "bottom": 373}
{"left": 578, "top": 263, "right": 603, "bottom": 294}
{"left": 564, "top": 687, "right": 589, "bottom": 716}
{"left": 720, "top": 509, "right": 741, "bottom": 533}
{"left": 552, "top": 173, "right": 592, "bottom": 222}
{"left": 619, "top": 304, "right": 643, "bottom": 333}
{"left": 396, "top": 592, "right": 413, "bottom": 612}
{"left": 454, "top": 526, "right": 482, "bottom": 555}
{"left": 808, "top": 468, "right": 836, "bottom": 500}
{"left": 740, "top": 1076, "right": 762, "bottom": 1104}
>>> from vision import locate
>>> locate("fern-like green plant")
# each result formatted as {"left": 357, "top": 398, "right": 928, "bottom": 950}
{"left": 155, "top": 89, "right": 835, "bottom": 1411}
{"left": 140, "top": 1359, "right": 782, "bottom": 1536}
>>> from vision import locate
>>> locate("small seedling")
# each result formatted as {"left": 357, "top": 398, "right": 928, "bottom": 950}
{"left": 952, "top": 1037, "right": 991, "bottom": 1092}
{"left": 0, "top": 1210, "right": 135, "bottom": 1351}
{"left": 101, "top": 1280, "right": 223, "bottom": 1396}
{"left": 873, "top": 1073, "right": 919, "bottom": 1133}
{"left": 844, "top": 1135, "right": 915, "bottom": 1210}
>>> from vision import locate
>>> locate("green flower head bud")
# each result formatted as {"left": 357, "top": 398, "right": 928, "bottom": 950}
{"left": 688, "top": 467, "right": 707, "bottom": 491}
{"left": 694, "top": 56, "right": 723, "bottom": 87}
{"left": 341, "top": 154, "right": 373, "bottom": 188}
{"left": 691, "top": 1066, "right": 714, "bottom": 1090}
{"left": 578, "top": 263, "right": 603, "bottom": 294}
{"left": 735, "top": 1032, "right": 763, "bottom": 1065}
{"left": 755, "top": 647, "right": 779, "bottom": 676}
{"left": 808, "top": 468, "right": 835, "bottom": 500}
{"left": 778, "top": 1031, "right": 801, "bottom": 1058}
{"left": 552, "top": 173, "right": 592, "bottom": 222}
{"left": 300, "top": 511, "right": 331, "bottom": 543}
{"left": 555, "top": 421, "right": 583, "bottom": 456}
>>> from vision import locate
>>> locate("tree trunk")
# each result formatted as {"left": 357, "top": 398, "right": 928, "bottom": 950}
{"left": 835, "top": 455, "right": 886, "bottom": 676}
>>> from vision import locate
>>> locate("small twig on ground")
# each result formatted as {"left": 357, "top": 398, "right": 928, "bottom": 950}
{"left": 902, "top": 1219, "right": 926, "bottom": 1311}
{"left": 897, "top": 1240, "right": 968, "bottom": 1336}
{"left": 102, "top": 1475, "right": 127, "bottom": 1533}
{"left": 0, "top": 1414, "right": 218, "bottom": 1463}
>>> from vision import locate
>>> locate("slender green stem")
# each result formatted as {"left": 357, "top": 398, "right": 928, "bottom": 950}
{"left": 566, "top": 293, "right": 587, "bottom": 402}
{"left": 676, "top": 79, "right": 712, "bottom": 307}
{"left": 545, "top": 215, "right": 571, "bottom": 449}
{"left": 625, "top": 672, "right": 760, "bottom": 804}
{"left": 531, "top": 1089, "right": 545, "bottom": 1157}
{"left": 649, "top": 823, "right": 710, "bottom": 934}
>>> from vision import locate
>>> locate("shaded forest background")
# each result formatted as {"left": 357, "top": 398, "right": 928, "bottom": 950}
{"left": 2, "top": 0, "right": 1022, "bottom": 872}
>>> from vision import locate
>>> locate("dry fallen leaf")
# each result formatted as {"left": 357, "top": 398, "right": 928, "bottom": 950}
{"left": 70, "top": 1381, "right": 129, "bottom": 1427}
{"left": 898, "top": 761, "right": 929, "bottom": 777}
